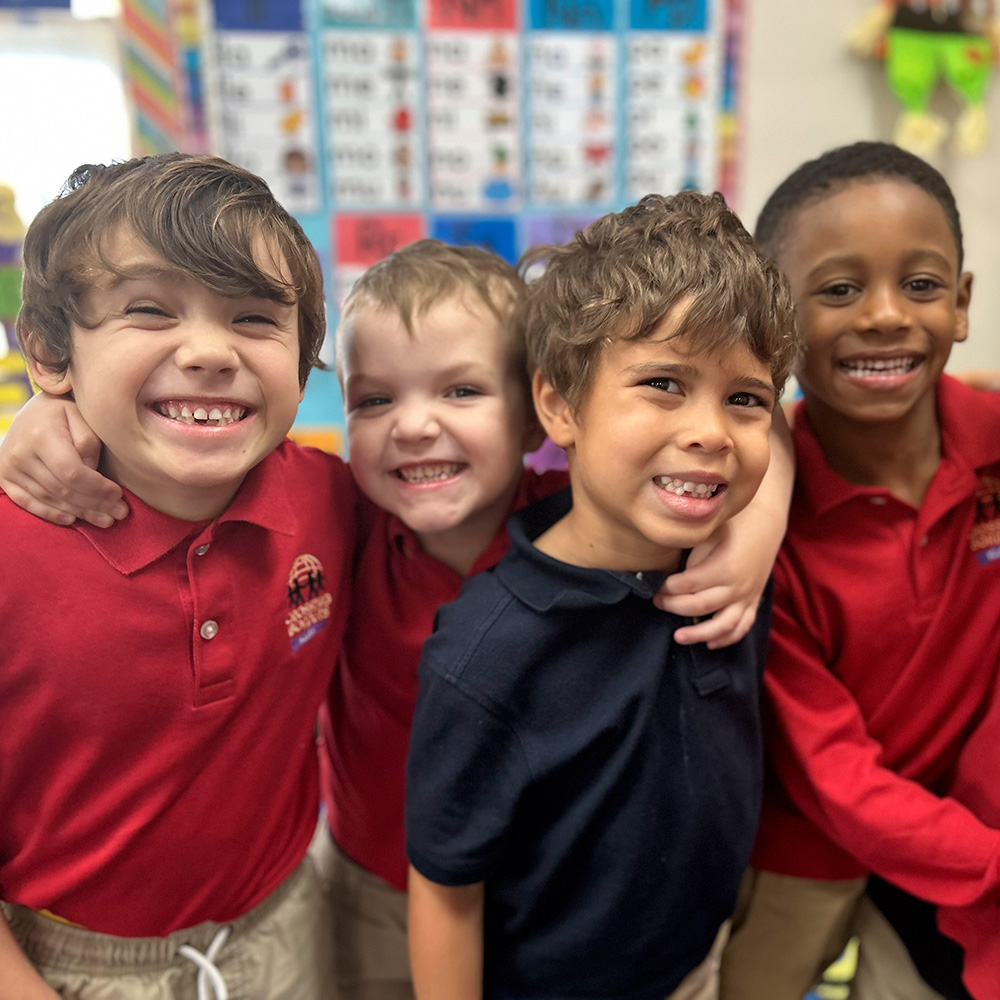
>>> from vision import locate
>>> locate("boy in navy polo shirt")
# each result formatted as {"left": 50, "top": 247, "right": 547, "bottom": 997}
{"left": 405, "top": 191, "right": 801, "bottom": 1000}
{"left": 0, "top": 155, "right": 358, "bottom": 998}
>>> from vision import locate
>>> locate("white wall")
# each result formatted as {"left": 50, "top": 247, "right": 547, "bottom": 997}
{"left": 0, "top": 13, "right": 130, "bottom": 223}
{"left": 740, "top": 0, "right": 1000, "bottom": 371}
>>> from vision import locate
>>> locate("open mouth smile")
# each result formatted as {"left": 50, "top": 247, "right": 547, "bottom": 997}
{"left": 393, "top": 462, "right": 466, "bottom": 484}
{"left": 838, "top": 355, "right": 922, "bottom": 378}
{"left": 653, "top": 477, "right": 723, "bottom": 498}
{"left": 153, "top": 401, "right": 249, "bottom": 427}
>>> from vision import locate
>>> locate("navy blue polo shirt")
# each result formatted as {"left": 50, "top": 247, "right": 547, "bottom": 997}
{"left": 406, "top": 488, "right": 770, "bottom": 1000}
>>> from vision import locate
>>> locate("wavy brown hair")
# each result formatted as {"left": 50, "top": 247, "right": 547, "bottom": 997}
{"left": 18, "top": 153, "right": 326, "bottom": 387}
{"left": 521, "top": 191, "right": 800, "bottom": 412}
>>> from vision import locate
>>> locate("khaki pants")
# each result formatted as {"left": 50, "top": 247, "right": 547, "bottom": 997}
{"left": 313, "top": 839, "right": 414, "bottom": 1000}
{"left": 3, "top": 828, "right": 337, "bottom": 1000}
{"left": 719, "top": 870, "right": 946, "bottom": 1000}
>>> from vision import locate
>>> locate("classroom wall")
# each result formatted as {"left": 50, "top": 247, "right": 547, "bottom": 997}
{"left": 740, "top": 0, "right": 1000, "bottom": 373}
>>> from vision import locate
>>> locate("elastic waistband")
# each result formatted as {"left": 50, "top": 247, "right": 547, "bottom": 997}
{"left": 2, "top": 854, "right": 308, "bottom": 975}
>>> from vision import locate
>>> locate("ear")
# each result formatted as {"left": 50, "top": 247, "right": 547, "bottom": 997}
{"left": 532, "top": 370, "right": 577, "bottom": 449}
{"left": 954, "top": 271, "right": 973, "bottom": 345}
{"left": 24, "top": 343, "right": 74, "bottom": 397}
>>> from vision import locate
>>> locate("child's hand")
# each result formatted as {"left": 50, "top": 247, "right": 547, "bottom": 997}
{"left": 654, "top": 520, "right": 773, "bottom": 648}
{"left": 0, "top": 393, "right": 127, "bottom": 527}
{"left": 654, "top": 406, "right": 794, "bottom": 648}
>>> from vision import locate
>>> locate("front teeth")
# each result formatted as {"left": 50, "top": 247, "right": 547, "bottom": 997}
{"left": 161, "top": 403, "right": 246, "bottom": 426}
{"left": 841, "top": 357, "right": 918, "bottom": 377}
{"left": 396, "top": 463, "right": 463, "bottom": 484}
{"left": 655, "top": 477, "right": 720, "bottom": 497}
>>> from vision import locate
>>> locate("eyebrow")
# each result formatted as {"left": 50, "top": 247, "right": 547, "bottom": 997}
{"left": 809, "top": 248, "right": 955, "bottom": 275}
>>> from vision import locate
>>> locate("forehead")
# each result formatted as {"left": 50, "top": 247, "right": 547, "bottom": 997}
{"left": 93, "top": 225, "right": 294, "bottom": 285}
{"left": 598, "top": 328, "right": 772, "bottom": 382}
{"left": 342, "top": 295, "right": 508, "bottom": 366}
{"left": 779, "top": 179, "right": 959, "bottom": 271}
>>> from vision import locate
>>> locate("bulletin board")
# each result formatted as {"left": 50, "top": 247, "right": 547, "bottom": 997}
{"left": 144, "top": 0, "right": 747, "bottom": 446}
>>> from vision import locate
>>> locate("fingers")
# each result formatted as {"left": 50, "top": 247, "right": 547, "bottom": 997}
{"left": 671, "top": 602, "right": 758, "bottom": 649}
{"left": 0, "top": 482, "right": 76, "bottom": 526}
{"left": 1, "top": 462, "right": 127, "bottom": 526}
{"left": 654, "top": 583, "right": 740, "bottom": 619}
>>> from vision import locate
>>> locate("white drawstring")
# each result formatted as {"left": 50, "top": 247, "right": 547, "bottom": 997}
{"left": 177, "top": 925, "right": 231, "bottom": 1000}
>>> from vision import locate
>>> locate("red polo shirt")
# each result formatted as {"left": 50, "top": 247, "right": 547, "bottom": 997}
{"left": 939, "top": 598, "right": 1000, "bottom": 998}
{"left": 752, "top": 376, "right": 1000, "bottom": 907}
{"left": 319, "top": 467, "right": 566, "bottom": 891}
{"left": 0, "top": 440, "right": 359, "bottom": 936}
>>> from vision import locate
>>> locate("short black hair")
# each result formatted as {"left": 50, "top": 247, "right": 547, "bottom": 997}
{"left": 755, "top": 141, "right": 964, "bottom": 270}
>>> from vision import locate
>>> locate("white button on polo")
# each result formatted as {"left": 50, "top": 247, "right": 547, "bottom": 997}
{"left": 194, "top": 543, "right": 210, "bottom": 556}
{"left": 870, "top": 496, "right": 888, "bottom": 506}
{"left": 200, "top": 620, "right": 219, "bottom": 640}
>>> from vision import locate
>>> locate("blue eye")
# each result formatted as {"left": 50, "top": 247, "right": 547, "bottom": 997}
{"left": 355, "top": 395, "right": 391, "bottom": 409}
{"left": 447, "top": 386, "right": 483, "bottom": 399}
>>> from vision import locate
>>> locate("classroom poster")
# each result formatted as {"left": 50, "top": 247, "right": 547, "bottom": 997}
{"left": 203, "top": 0, "right": 745, "bottom": 442}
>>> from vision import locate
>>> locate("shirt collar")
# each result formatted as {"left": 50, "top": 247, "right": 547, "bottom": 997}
{"left": 74, "top": 445, "right": 300, "bottom": 576}
{"left": 495, "top": 487, "right": 670, "bottom": 612}
{"left": 793, "top": 375, "right": 1000, "bottom": 518}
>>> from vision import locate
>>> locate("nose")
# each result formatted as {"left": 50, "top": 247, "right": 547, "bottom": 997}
{"left": 859, "top": 282, "right": 911, "bottom": 337}
{"left": 390, "top": 398, "right": 441, "bottom": 444}
{"left": 675, "top": 397, "right": 734, "bottom": 455}
{"left": 174, "top": 324, "right": 239, "bottom": 376}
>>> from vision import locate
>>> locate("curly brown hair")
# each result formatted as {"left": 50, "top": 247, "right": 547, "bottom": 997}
{"left": 521, "top": 191, "right": 800, "bottom": 412}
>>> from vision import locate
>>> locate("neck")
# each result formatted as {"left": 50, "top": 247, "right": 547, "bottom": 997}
{"left": 534, "top": 510, "right": 684, "bottom": 574}
{"left": 804, "top": 392, "right": 942, "bottom": 508}
{"left": 100, "top": 458, "right": 238, "bottom": 522}
{"left": 415, "top": 481, "right": 521, "bottom": 577}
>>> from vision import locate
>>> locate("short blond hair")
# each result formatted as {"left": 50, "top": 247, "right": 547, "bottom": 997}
{"left": 522, "top": 191, "right": 800, "bottom": 411}
{"left": 336, "top": 239, "right": 526, "bottom": 384}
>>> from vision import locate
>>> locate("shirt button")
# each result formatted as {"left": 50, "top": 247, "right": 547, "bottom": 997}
{"left": 200, "top": 620, "right": 219, "bottom": 640}
{"left": 194, "top": 543, "right": 210, "bottom": 556}
{"left": 920, "top": 535, "right": 929, "bottom": 547}
{"left": 870, "top": 496, "right": 888, "bottom": 506}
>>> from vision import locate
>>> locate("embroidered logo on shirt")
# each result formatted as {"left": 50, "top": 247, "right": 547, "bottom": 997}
{"left": 970, "top": 475, "right": 1000, "bottom": 565}
{"left": 285, "top": 554, "right": 332, "bottom": 651}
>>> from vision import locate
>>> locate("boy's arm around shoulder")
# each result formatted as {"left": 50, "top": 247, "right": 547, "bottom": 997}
{"left": 656, "top": 405, "right": 793, "bottom": 647}
{"left": 0, "top": 392, "right": 127, "bottom": 527}
{"left": 408, "top": 866, "right": 484, "bottom": 1000}
{"left": 0, "top": 915, "right": 60, "bottom": 999}
{"left": 763, "top": 558, "right": 1000, "bottom": 908}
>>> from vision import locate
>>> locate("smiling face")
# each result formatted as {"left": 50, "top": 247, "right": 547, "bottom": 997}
{"left": 776, "top": 178, "right": 971, "bottom": 431}
{"left": 31, "top": 233, "right": 303, "bottom": 521}
{"left": 533, "top": 308, "right": 775, "bottom": 572}
{"left": 341, "top": 295, "right": 541, "bottom": 575}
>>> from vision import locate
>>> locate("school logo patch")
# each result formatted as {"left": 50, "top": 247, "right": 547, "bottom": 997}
{"left": 970, "top": 475, "right": 1000, "bottom": 565}
{"left": 285, "top": 554, "right": 333, "bottom": 651}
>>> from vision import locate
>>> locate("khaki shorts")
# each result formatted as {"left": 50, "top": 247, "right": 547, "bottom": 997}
{"left": 3, "top": 827, "right": 337, "bottom": 1000}
{"left": 312, "top": 838, "right": 414, "bottom": 1000}
{"left": 719, "top": 869, "right": 946, "bottom": 1000}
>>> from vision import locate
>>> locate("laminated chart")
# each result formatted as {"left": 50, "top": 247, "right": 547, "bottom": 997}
{"left": 212, "top": 0, "right": 323, "bottom": 214}
{"left": 204, "top": 0, "right": 745, "bottom": 438}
